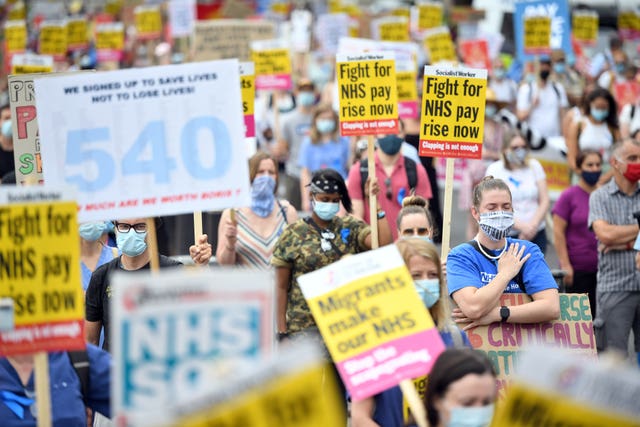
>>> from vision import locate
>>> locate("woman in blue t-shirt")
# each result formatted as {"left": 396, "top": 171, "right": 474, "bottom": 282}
{"left": 447, "top": 176, "right": 559, "bottom": 330}
{"left": 351, "top": 238, "right": 470, "bottom": 427}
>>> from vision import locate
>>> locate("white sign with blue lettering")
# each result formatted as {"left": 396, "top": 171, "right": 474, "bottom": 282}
{"left": 111, "top": 268, "right": 274, "bottom": 427}
{"left": 34, "top": 59, "right": 250, "bottom": 222}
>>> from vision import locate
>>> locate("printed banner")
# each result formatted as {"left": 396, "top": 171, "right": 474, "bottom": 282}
{"left": 0, "top": 187, "right": 84, "bottom": 355}
{"left": 572, "top": 10, "right": 598, "bottom": 46}
{"left": 371, "top": 17, "right": 410, "bottom": 42}
{"left": 460, "top": 39, "right": 491, "bottom": 70}
{"left": 11, "top": 54, "right": 53, "bottom": 75}
{"left": 298, "top": 245, "right": 445, "bottom": 401}
{"left": 34, "top": 59, "right": 250, "bottom": 222}
{"left": 618, "top": 10, "right": 640, "bottom": 41}
{"left": 315, "top": 14, "right": 351, "bottom": 55}
{"left": 38, "top": 20, "right": 67, "bottom": 59}
{"left": 251, "top": 39, "right": 292, "bottom": 91}
{"left": 466, "top": 293, "right": 597, "bottom": 399}
{"left": 414, "top": 2, "right": 443, "bottom": 31}
{"left": 523, "top": 15, "right": 552, "bottom": 55}
{"left": 614, "top": 81, "right": 640, "bottom": 115}
{"left": 4, "top": 20, "right": 27, "bottom": 54}
{"left": 95, "top": 22, "right": 124, "bottom": 63}
{"left": 193, "top": 20, "right": 275, "bottom": 62}
{"left": 423, "top": 27, "right": 457, "bottom": 64}
{"left": 167, "top": 343, "right": 346, "bottom": 427}
{"left": 240, "top": 62, "right": 256, "bottom": 138}
{"left": 419, "top": 65, "right": 487, "bottom": 159}
{"left": 537, "top": 157, "right": 570, "bottom": 199}
{"left": 514, "top": 0, "right": 572, "bottom": 61}
{"left": 134, "top": 5, "right": 162, "bottom": 41}
{"left": 66, "top": 17, "right": 89, "bottom": 51}
{"left": 336, "top": 52, "right": 399, "bottom": 136}
{"left": 396, "top": 59, "right": 419, "bottom": 120}
{"left": 112, "top": 268, "right": 274, "bottom": 427}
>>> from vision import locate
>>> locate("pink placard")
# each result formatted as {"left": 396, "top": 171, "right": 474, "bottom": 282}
{"left": 398, "top": 101, "right": 419, "bottom": 119}
{"left": 255, "top": 73, "right": 292, "bottom": 91}
{"left": 244, "top": 114, "right": 255, "bottom": 138}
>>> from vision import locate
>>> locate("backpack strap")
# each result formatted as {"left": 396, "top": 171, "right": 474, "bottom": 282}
{"left": 551, "top": 82, "right": 561, "bottom": 100}
{"left": 276, "top": 199, "right": 289, "bottom": 224}
{"left": 631, "top": 105, "right": 636, "bottom": 121}
{"left": 404, "top": 157, "right": 418, "bottom": 193}
{"left": 466, "top": 240, "right": 527, "bottom": 294}
{"left": 359, "top": 160, "right": 368, "bottom": 198}
{"left": 68, "top": 349, "right": 90, "bottom": 405}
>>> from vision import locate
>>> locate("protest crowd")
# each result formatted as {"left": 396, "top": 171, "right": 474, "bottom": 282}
{"left": 1, "top": 1, "right": 640, "bottom": 427}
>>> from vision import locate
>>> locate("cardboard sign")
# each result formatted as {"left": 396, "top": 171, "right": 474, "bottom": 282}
{"left": 4, "top": 20, "right": 27, "bottom": 53}
{"left": 168, "top": 0, "right": 196, "bottom": 38}
{"left": 112, "top": 268, "right": 274, "bottom": 427}
{"left": 618, "top": 10, "right": 640, "bottom": 41}
{"left": 95, "top": 22, "right": 124, "bottom": 63}
{"left": 414, "top": 2, "right": 443, "bottom": 31}
{"left": 134, "top": 5, "right": 162, "bottom": 41}
{"left": 460, "top": 39, "right": 491, "bottom": 70}
{"left": 240, "top": 62, "right": 255, "bottom": 138}
{"left": 371, "top": 17, "right": 410, "bottom": 42}
{"left": 614, "top": 81, "right": 640, "bottom": 114}
{"left": 523, "top": 15, "right": 551, "bottom": 55}
{"left": 7, "top": 2, "right": 25, "bottom": 20}
{"left": 392, "top": 6, "right": 411, "bottom": 19}
{"left": 0, "top": 187, "right": 84, "bottom": 356}
{"left": 38, "top": 20, "right": 67, "bottom": 59}
{"left": 423, "top": 27, "right": 457, "bottom": 63}
{"left": 336, "top": 52, "right": 399, "bottom": 137}
{"left": 11, "top": 53, "right": 53, "bottom": 75}
{"left": 572, "top": 10, "right": 598, "bottom": 46}
{"left": 514, "top": 0, "right": 572, "bottom": 61}
{"left": 251, "top": 39, "right": 292, "bottom": 91}
{"left": 34, "top": 59, "right": 250, "bottom": 222}
{"left": 419, "top": 65, "right": 487, "bottom": 159}
{"left": 167, "top": 342, "right": 346, "bottom": 427}
{"left": 193, "top": 20, "right": 275, "bottom": 62}
{"left": 396, "top": 59, "right": 419, "bottom": 120}
{"left": 298, "top": 245, "right": 445, "bottom": 401}
{"left": 537, "top": 157, "right": 570, "bottom": 200}
{"left": 66, "top": 17, "right": 89, "bottom": 51}
{"left": 466, "top": 293, "right": 597, "bottom": 399}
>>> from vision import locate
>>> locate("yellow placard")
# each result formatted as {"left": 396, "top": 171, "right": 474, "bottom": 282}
{"left": 134, "top": 6, "right": 162, "bottom": 39}
{"left": 523, "top": 16, "right": 551, "bottom": 54}
{"left": 402, "top": 375, "right": 428, "bottom": 423}
{"left": 419, "top": 65, "right": 487, "bottom": 158}
{"left": 396, "top": 70, "right": 418, "bottom": 102}
{"left": 336, "top": 53, "right": 399, "bottom": 135}
{"left": 417, "top": 4, "right": 443, "bottom": 31}
{"left": 424, "top": 30, "right": 457, "bottom": 63}
{"left": 7, "top": 2, "right": 25, "bottom": 20}
{"left": 306, "top": 266, "right": 433, "bottom": 361}
{"left": 537, "top": 158, "right": 570, "bottom": 195}
{"left": 11, "top": 64, "right": 53, "bottom": 74}
{"left": 96, "top": 27, "right": 124, "bottom": 51}
{"left": 39, "top": 23, "right": 67, "bottom": 57}
{"left": 252, "top": 48, "right": 292, "bottom": 75}
{"left": 378, "top": 21, "right": 410, "bottom": 42}
{"left": 270, "top": 1, "right": 290, "bottom": 15}
{"left": 105, "top": 0, "right": 123, "bottom": 16}
{"left": 241, "top": 74, "right": 255, "bottom": 116}
{"left": 392, "top": 7, "right": 411, "bottom": 18}
{"left": 4, "top": 21, "right": 27, "bottom": 53}
{"left": 492, "top": 383, "right": 640, "bottom": 427}
{"left": 0, "top": 201, "right": 83, "bottom": 326}
{"left": 173, "top": 363, "right": 345, "bottom": 427}
{"left": 67, "top": 19, "right": 88, "bottom": 49}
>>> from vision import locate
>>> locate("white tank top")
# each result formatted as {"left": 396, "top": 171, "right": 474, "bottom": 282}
{"left": 578, "top": 118, "right": 613, "bottom": 161}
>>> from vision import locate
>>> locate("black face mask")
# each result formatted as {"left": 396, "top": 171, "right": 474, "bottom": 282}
{"left": 539, "top": 70, "right": 550, "bottom": 81}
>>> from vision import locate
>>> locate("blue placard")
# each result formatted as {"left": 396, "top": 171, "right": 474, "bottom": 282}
{"left": 514, "top": 0, "right": 572, "bottom": 62}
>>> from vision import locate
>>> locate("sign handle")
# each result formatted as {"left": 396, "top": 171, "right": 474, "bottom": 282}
{"left": 193, "top": 210, "right": 203, "bottom": 242}
{"left": 368, "top": 134, "right": 379, "bottom": 249}
{"left": 229, "top": 208, "right": 237, "bottom": 224}
{"left": 399, "top": 379, "right": 429, "bottom": 427}
{"left": 34, "top": 352, "right": 52, "bottom": 427}
{"left": 440, "top": 158, "right": 455, "bottom": 261}
{"left": 146, "top": 218, "right": 160, "bottom": 273}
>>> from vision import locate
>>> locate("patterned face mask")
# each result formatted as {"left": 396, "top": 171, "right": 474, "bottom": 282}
{"left": 478, "top": 211, "right": 514, "bottom": 241}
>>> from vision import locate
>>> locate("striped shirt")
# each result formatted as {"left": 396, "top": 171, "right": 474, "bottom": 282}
{"left": 235, "top": 205, "right": 288, "bottom": 269}
{"left": 588, "top": 179, "right": 640, "bottom": 292}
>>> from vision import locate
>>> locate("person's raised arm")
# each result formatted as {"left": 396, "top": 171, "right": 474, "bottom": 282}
{"left": 566, "top": 119, "right": 581, "bottom": 173}
{"left": 189, "top": 234, "right": 212, "bottom": 265}
{"left": 275, "top": 266, "right": 291, "bottom": 334}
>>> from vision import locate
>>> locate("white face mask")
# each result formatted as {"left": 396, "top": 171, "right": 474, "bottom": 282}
{"left": 478, "top": 211, "right": 514, "bottom": 241}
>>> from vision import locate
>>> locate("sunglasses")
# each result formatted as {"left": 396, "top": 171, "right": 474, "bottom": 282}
{"left": 385, "top": 178, "right": 392, "bottom": 200}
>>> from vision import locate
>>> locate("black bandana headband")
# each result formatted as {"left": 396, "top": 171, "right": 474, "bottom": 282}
{"left": 309, "top": 177, "right": 341, "bottom": 194}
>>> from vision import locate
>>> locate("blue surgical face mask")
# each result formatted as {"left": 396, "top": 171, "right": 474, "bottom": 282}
{"left": 615, "top": 63, "right": 625, "bottom": 74}
{"left": 485, "top": 104, "right": 497, "bottom": 118}
{"left": 414, "top": 279, "right": 440, "bottom": 308}
{"left": 297, "top": 92, "right": 316, "bottom": 107}
{"left": 493, "top": 68, "right": 505, "bottom": 79}
{"left": 116, "top": 230, "right": 147, "bottom": 257}
{"left": 250, "top": 175, "right": 276, "bottom": 218}
{"left": 525, "top": 73, "right": 536, "bottom": 83}
{"left": 553, "top": 62, "right": 565, "bottom": 74}
{"left": 79, "top": 222, "right": 108, "bottom": 242}
{"left": 447, "top": 404, "right": 495, "bottom": 427}
{"left": 313, "top": 198, "right": 340, "bottom": 221}
{"left": 2, "top": 120, "right": 12, "bottom": 138}
{"left": 590, "top": 108, "right": 609, "bottom": 122}
{"left": 316, "top": 118, "right": 336, "bottom": 134}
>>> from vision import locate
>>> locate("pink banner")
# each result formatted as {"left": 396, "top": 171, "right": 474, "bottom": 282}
{"left": 97, "top": 49, "right": 123, "bottom": 63}
{"left": 337, "top": 328, "right": 445, "bottom": 400}
{"left": 255, "top": 73, "right": 292, "bottom": 91}
{"left": 398, "top": 101, "right": 419, "bottom": 119}
{"left": 244, "top": 114, "right": 255, "bottom": 138}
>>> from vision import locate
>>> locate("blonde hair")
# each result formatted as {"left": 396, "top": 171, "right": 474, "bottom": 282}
{"left": 395, "top": 238, "right": 450, "bottom": 331}
{"left": 501, "top": 128, "right": 529, "bottom": 171}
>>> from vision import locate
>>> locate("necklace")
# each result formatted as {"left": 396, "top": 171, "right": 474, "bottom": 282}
{"left": 474, "top": 238, "right": 507, "bottom": 260}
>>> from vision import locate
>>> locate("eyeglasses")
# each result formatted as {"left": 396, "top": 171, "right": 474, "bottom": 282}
{"left": 115, "top": 222, "right": 147, "bottom": 233}
{"left": 385, "top": 178, "right": 392, "bottom": 200}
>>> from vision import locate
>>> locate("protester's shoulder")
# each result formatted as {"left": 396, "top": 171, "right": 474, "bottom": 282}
{"left": 528, "top": 158, "right": 546, "bottom": 176}
{"left": 448, "top": 241, "right": 476, "bottom": 259}
{"left": 92, "top": 257, "right": 120, "bottom": 280}
{"left": 484, "top": 160, "right": 505, "bottom": 176}
{"left": 159, "top": 255, "right": 182, "bottom": 267}
{"left": 508, "top": 237, "right": 543, "bottom": 256}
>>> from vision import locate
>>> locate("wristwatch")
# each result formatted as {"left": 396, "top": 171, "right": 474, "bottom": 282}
{"left": 377, "top": 210, "right": 386, "bottom": 219}
{"left": 500, "top": 306, "right": 510, "bottom": 322}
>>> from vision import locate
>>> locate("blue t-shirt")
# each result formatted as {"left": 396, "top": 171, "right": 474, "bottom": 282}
{"left": 447, "top": 238, "right": 557, "bottom": 295}
{"left": 81, "top": 245, "right": 118, "bottom": 291}
{"left": 371, "top": 328, "right": 471, "bottom": 427}
{"left": 297, "top": 136, "right": 350, "bottom": 178}
{"left": 0, "top": 344, "right": 111, "bottom": 427}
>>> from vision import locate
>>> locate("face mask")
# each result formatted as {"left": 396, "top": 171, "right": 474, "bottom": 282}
{"left": 277, "top": 96, "right": 294, "bottom": 113}
{"left": 485, "top": 104, "right": 497, "bottom": 118}
{"left": 581, "top": 170, "right": 601, "bottom": 186}
{"left": 377, "top": 135, "right": 403, "bottom": 155}
{"left": 590, "top": 108, "right": 608, "bottom": 122}
{"left": 297, "top": 92, "right": 316, "bottom": 107}
{"left": 1, "top": 120, "right": 11, "bottom": 138}
{"left": 553, "top": 63, "right": 565, "bottom": 74}
{"left": 79, "top": 222, "right": 108, "bottom": 241}
{"left": 313, "top": 198, "right": 340, "bottom": 221}
{"left": 493, "top": 68, "right": 505, "bottom": 79}
{"left": 447, "top": 404, "right": 495, "bottom": 427}
{"left": 524, "top": 73, "right": 536, "bottom": 83}
{"left": 478, "top": 211, "right": 514, "bottom": 241}
{"left": 615, "top": 63, "right": 625, "bottom": 74}
{"left": 539, "top": 69, "right": 550, "bottom": 81}
{"left": 506, "top": 147, "right": 527, "bottom": 165}
{"left": 316, "top": 119, "right": 336, "bottom": 134}
{"left": 414, "top": 279, "right": 440, "bottom": 308}
{"left": 117, "top": 230, "right": 147, "bottom": 257}
{"left": 250, "top": 175, "right": 276, "bottom": 218}
{"left": 623, "top": 162, "right": 640, "bottom": 183}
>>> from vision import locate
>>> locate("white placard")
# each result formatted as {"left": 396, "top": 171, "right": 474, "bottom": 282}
{"left": 168, "top": 0, "right": 195, "bottom": 38}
